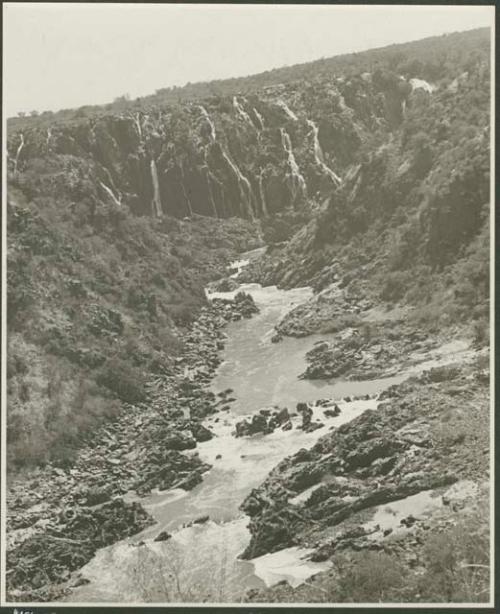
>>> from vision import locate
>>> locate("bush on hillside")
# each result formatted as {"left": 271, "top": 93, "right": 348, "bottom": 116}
{"left": 95, "top": 358, "right": 147, "bottom": 404}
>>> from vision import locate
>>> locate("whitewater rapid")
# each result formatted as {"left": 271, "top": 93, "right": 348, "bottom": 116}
{"left": 66, "top": 256, "right": 474, "bottom": 604}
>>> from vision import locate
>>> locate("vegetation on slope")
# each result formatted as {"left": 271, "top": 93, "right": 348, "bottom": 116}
{"left": 245, "top": 27, "right": 490, "bottom": 342}
{"left": 7, "top": 175, "right": 258, "bottom": 469}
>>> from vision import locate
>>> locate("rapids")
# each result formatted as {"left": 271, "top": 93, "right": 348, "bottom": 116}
{"left": 66, "top": 254, "right": 474, "bottom": 604}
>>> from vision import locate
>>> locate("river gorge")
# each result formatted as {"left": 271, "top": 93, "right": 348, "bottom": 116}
{"left": 5, "top": 22, "right": 491, "bottom": 606}
{"left": 62, "top": 252, "right": 481, "bottom": 604}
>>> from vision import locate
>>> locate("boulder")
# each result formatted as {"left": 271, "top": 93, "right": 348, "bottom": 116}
{"left": 235, "top": 413, "right": 272, "bottom": 437}
{"left": 323, "top": 405, "right": 341, "bottom": 418}
{"left": 212, "top": 277, "right": 239, "bottom": 292}
{"left": 303, "top": 421, "right": 324, "bottom": 433}
{"left": 193, "top": 515, "right": 210, "bottom": 525}
{"left": 190, "top": 423, "right": 213, "bottom": 443}
{"left": 154, "top": 530, "right": 172, "bottom": 542}
{"left": 269, "top": 407, "right": 290, "bottom": 428}
{"left": 164, "top": 431, "right": 197, "bottom": 451}
{"left": 177, "top": 471, "right": 203, "bottom": 491}
{"left": 84, "top": 486, "right": 111, "bottom": 506}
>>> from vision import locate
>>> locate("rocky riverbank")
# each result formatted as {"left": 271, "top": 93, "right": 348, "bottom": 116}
{"left": 5, "top": 291, "right": 259, "bottom": 602}
{"left": 241, "top": 356, "right": 490, "bottom": 602}
{"left": 300, "top": 322, "right": 443, "bottom": 381}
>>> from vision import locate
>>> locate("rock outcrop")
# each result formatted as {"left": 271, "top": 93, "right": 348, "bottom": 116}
{"left": 239, "top": 362, "right": 489, "bottom": 560}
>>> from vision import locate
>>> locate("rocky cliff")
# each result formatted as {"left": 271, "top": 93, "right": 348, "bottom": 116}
{"left": 9, "top": 29, "right": 489, "bottom": 227}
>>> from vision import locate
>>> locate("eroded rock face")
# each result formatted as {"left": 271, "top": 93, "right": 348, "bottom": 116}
{"left": 239, "top": 363, "right": 489, "bottom": 560}
{"left": 8, "top": 64, "right": 421, "bottom": 226}
{"left": 300, "top": 322, "right": 440, "bottom": 380}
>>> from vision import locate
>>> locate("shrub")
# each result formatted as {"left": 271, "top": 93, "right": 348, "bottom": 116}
{"left": 380, "top": 271, "right": 410, "bottom": 303}
{"left": 329, "top": 551, "right": 407, "bottom": 602}
{"left": 417, "top": 505, "right": 489, "bottom": 602}
{"left": 96, "top": 357, "right": 147, "bottom": 404}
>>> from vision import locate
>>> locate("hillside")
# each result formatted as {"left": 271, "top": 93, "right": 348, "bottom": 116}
{"left": 5, "top": 26, "right": 491, "bottom": 603}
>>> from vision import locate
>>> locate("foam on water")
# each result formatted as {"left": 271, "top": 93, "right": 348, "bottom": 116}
{"left": 252, "top": 547, "right": 330, "bottom": 588}
{"left": 68, "top": 267, "right": 475, "bottom": 603}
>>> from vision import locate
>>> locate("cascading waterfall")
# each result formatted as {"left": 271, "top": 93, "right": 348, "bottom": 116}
{"left": 306, "top": 119, "right": 342, "bottom": 186}
{"left": 102, "top": 166, "right": 121, "bottom": 196}
{"left": 99, "top": 181, "right": 122, "bottom": 207}
{"left": 198, "top": 105, "right": 217, "bottom": 142}
{"left": 280, "top": 128, "right": 307, "bottom": 200}
{"left": 220, "top": 149, "right": 255, "bottom": 219}
{"left": 13, "top": 133, "right": 25, "bottom": 174}
{"left": 46, "top": 129, "right": 52, "bottom": 151}
{"left": 276, "top": 100, "right": 298, "bottom": 121}
{"left": 409, "top": 78, "right": 436, "bottom": 93}
{"left": 233, "top": 97, "right": 255, "bottom": 128}
{"left": 132, "top": 112, "right": 143, "bottom": 140}
{"left": 253, "top": 108, "right": 265, "bottom": 130}
{"left": 150, "top": 159, "right": 163, "bottom": 217}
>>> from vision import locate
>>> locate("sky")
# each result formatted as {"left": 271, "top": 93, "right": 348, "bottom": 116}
{"left": 3, "top": 3, "right": 495, "bottom": 117}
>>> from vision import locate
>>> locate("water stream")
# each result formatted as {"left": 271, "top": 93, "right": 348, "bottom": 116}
{"left": 67, "top": 255, "right": 474, "bottom": 603}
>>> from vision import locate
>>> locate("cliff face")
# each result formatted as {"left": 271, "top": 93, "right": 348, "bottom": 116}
{"left": 236, "top": 40, "right": 490, "bottom": 332}
{"left": 7, "top": 80, "right": 384, "bottom": 220}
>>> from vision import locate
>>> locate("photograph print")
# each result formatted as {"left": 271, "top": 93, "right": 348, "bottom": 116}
{"left": 1, "top": 2, "right": 495, "bottom": 607}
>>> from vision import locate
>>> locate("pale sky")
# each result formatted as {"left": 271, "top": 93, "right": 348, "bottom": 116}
{"left": 3, "top": 3, "right": 494, "bottom": 117}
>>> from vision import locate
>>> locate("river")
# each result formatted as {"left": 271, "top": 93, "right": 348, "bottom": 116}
{"left": 66, "top": 256, "right": 473, "bottom": 604}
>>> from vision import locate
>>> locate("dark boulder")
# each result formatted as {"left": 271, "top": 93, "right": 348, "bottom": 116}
{"left": 84, "top": 486, "right": 112, "bottom": 506}
{"left": 193, "top": 515, "right": 210, "bottom": 525}
{"left": 302, "top": 421, "right": 324, "bottom": 433}
{"left": 164, "top": 431, "right": 197, "bottom": 451}
{"left": 154, "top": 530, "right": 172, "bottom": 542}
{"left": 323, "top": 404, "right": 341, "bottom": 418}
{"left": 212, "top": 277, "right": 240, "bottom": 292}
{"left": 190, "top": 423, "right": 214, "bottom": 443}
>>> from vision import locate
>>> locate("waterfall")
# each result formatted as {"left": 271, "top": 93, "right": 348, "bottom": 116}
{"left": 253, "top": 108, "right": 265, "bottom": 130}
{"left": 13, "top": 133, "right": 25, "bottom": 174}
{"left": 276, "top": 100, "right": 298, "bottom": 121}
{"left": 46, "top": 129, "right": 52, "bottom": 151}
{"left": 133, "top": 113, "right": 143, "bottom": 139}
{"left": 99, "top": 181, "right": 122, "bottom": 207}
{"left": 306, "top": 120, "right": 342, "bottom": 186}
{"left": 150, "top": 159, "right": 163, "bottom": 217}
{"left": 409, "top": 78, "right": 435, "bottom": 93}
{"left": 221, "top": 149, "right": 255, "bottom": 219}
{"left": 280, "top": 128, "right": 307, "bottom": 200}
{"left": 102, "top": 166, "right": 121, "bottom": 197}
{"left": 198, "top": 105, "right": 216, "bottom": 142}
{"left": 259, "top": 170, "right": 269, "bottom": 217}
{"left": 233, "top": 97, "right": 254, "bottom": 128}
